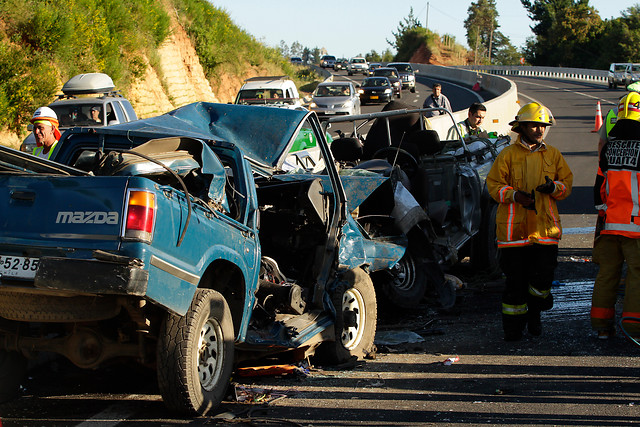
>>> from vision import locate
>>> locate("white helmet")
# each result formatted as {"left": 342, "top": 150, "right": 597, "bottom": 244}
{"left": 31, "top": 106, "right": 58, "bottom": 123}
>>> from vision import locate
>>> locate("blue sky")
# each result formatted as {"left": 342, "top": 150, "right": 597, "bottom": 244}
{"left": 211, "top": 0, "right": 638, "bottom": 58}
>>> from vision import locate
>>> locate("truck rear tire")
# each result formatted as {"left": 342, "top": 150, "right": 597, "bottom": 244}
{"left": 157, "top": 289, "right": 234, "bottom": 416}
{"left": 0, "top": 350, "right": 27, "bottom": 403}
{"left": 316, "top": 268, "right": 377, "bottom": 364}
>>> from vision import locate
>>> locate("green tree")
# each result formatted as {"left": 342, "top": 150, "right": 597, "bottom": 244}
{"left": 521, "top": 0, "right": 602, "bottom": 66}
{"left": 464, "top": 0, "right": 501, "bottom": 64}
{"left": 366, "top": 50, "right": 382, "bottom": 62}
{"left": 492, "top": 32, "right": 522, "bottom": 65}
{"left": 382, "top": 49, "right": 395, "bottom": 62}
{"left": 387, "top": 7, "right": 433, "bottom": 61}
{"left": 290, "top": 41, "right": 304, "bottom": 57}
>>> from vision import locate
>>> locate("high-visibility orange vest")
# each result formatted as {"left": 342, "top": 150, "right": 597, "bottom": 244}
{"left": 599, "top": 138, "right": 640, "bottom": 238}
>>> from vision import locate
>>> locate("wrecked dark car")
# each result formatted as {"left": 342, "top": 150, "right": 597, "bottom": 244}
{"left": 0, "top": 102, "right": 407, "bottom": 415}
{"left": 325, "top": 102, "right": 511, "bottom": 308}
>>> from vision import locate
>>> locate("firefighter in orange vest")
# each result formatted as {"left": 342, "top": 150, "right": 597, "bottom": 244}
{"left": 487, "top": 102, "right": 573, "bottom": 341}
{"left": 592, "top": 91, "right": 640, "bottom": 340}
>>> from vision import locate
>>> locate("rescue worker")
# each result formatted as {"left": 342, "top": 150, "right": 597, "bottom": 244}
{"left": 446, "top": 102, "right": 488, "bottom": 140}
{"left": 31, "top": 106, "right": 61, "bottom": 160}
{"left": 487, "top": 102, "right": 573, "bottom": 341}
{"left": 591, "top": 91, "right": 640, "bottom": 340}
{"left": 422, "top": 83, "right": 451, "bottom": 117}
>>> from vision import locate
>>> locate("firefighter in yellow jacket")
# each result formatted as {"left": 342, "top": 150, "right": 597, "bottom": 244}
{"left": 487, "top": 102, "right": 573, "bottom": 341}
{"left": 592, "top": 92, "right": 640, "bottom": 340}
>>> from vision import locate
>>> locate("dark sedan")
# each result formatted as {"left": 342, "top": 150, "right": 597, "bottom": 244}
{"left": 372, "top": 67, "right": 402, "bottom": 98}
{"left": 358, "top": 77, "right": 394, "bottom": 105}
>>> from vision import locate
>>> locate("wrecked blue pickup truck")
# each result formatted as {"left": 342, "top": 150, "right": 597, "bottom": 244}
{"left": 0, "top": 103, "right": 408, "bottom": 415}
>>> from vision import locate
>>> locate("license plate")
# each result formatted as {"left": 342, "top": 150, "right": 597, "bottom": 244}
{"left": 325, "top": 110, "right": 336, "bottom": 115}
{"left": 0, "top": 255, "right": 39, "bottom": 279}
{"left": 370, "top": 95, "right": 379, "bottom": 99}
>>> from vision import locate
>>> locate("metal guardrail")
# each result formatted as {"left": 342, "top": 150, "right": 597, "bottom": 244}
{"left": 453, "top": 65, "right": 608, "bottom": 83}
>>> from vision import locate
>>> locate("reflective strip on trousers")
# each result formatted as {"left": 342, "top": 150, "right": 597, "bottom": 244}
{"left": 529, "top": 285, "right": 550, "bottom": 298}
{"left": 502, "top": 303, "right": 527, "bottom": 316}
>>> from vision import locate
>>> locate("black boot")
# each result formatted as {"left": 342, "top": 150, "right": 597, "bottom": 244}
{"left": 527, "top": 310, "right": 542, "bottom": 336}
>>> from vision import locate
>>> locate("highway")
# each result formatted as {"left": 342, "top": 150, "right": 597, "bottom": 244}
{"left": 1, "top": 74, "right": 638, "bottom": 426}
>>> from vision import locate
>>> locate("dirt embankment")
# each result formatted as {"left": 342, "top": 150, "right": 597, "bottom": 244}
{"left": 1, "top": 11, "right": 274, "bottom": 149}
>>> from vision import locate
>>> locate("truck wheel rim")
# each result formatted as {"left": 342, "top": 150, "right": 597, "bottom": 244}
{"left": 392, "top": 256, "right": 416, "bottom": 291}
{"left": 198, "top": 318, "right": 224, "bottom": 391}
{"left": 341, "top": 288, "right": 365, "bottom": 350}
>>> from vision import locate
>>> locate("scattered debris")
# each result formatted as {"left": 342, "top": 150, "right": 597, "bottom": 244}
{"left": 235, "top": 361, "right": 311, "bottom": 378}
{"left": 375, "top": 330, "right": 425, "bottom": 345}
{"left": 442, "top": 356, "right": 459, "bottom": 365}
{"left": 444, "top": 274, "right": 465, "bottom": 290}
{"left": 233, "top": 385, "right": 293, "bottom": 404}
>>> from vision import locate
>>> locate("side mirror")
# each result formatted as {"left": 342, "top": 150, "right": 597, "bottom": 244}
{"left": 27, "top": 124, "right": 33, "bottom": 131}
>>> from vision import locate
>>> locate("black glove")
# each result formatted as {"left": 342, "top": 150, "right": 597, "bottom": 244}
{"left": 514, "top": 190, "right": 537, "bottom": 213}
{"left": 536, "top": 176, "right": 556, "bottom": 194}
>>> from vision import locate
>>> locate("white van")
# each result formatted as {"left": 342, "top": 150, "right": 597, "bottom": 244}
{"left": 234, "top": 76, "right": 302, "bottom": 107}
{"left": 608, "top": 63, "right": 630, "bottom": 89}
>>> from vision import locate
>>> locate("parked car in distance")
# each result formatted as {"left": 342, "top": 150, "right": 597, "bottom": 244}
{"left": 608, "top": 63, "right": 629, "bottom": 89}
{"left": 367, "top": 63, "right": 382, "bottom": 76}
{"left": 373, "top": 67, "right": 402, "bottom": 98}
{"left": 290, "top": 56, "right": 303, "bottom": 65}
{"left": 358, "top": 77, "right": 393, "bottom": 105}
{"left": 334, "top": 58, "right": 348, "bottom": 71}
{"left": 387, "top": 62, "right": 418, "bottom": 93}
{"left": 234, "top": 76, "right": 302, "bottom": 107}
{"left": 309, "top": 81, "right": 361, "bottom": 117}
{"left": 320, "top": 55, "right": 337, "bottom": 68}
{"left": 20, "top": 73, "right": 138, "bottom": 153}
{"left": 347, "top": 57, "right": 369, "bottom": 75}
{"left": 625, "top": 63, "right": 640, "bottom": 87}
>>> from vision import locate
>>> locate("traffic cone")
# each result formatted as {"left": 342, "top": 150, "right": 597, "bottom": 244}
{"left": 591, "top": 101, "right": 603, "bottom": 133}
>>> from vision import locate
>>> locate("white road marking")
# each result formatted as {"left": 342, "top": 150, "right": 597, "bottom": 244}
{"left": 518, "top": 79, "right": 616, "bottom": 106}
{"left": 74, "top": 401, "right": 137, "bottom": 427}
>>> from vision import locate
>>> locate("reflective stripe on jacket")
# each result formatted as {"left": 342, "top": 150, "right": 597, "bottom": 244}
{"left": 487, "top": 135, "right": 573, "bottom": 248}
{"left": 597, "top": 138, "right": 640, "bottom": 238}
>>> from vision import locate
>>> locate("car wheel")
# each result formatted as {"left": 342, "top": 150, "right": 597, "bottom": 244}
{"left": 608, "top": 82, "right": 613, "bottom": 89}
{"left": 0, "top": 350, "right": 27, "bottom": 403}
{"left": 376, "top": 249, "right": 427, "bottom": 309}
{"left": 397, "top": 90, "right": 402, "bottom": 99}
{"left": 613, "top": 83, "right": 618, "bottom": 89}
{"left": 315, "top": 268, "right": 377, "bottom": 364}
{"left": 410, "top": 87, "right": 416, "bottom": 93}
{"left": 472, "top": 201, "right": 501, "bottom": 277}
{"left": 157, "top": 289, "right": 234, "bottom": 416}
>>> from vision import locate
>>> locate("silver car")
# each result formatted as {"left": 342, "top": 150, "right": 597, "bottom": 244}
{"left": 309, "top": 82, "right": 361, "bottom": 117}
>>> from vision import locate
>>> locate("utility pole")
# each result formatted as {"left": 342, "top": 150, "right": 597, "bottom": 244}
{"left": 474, "top": 28, "right": 479, "bottom": 65}
{"left": 426, "top": 2, "right": 429, "bottom": 30}
{"left": 488, "top": 22, "right": 494, "bottom": 64}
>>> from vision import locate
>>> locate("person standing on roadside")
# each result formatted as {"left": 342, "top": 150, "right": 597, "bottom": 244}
{"left": 31, "top": 106, "right": 61, "bottom": 160}
{"left": 486, "top": 102, "right": 573, "bottom": 342}
{"left": 422, "top": 83, "right": 451, "bottom": 117}
{"left": 446, "top": 102, "right": 488, "bottom": 140}
{"left": 591, "top": 92, "right": 640, "bottom": 341}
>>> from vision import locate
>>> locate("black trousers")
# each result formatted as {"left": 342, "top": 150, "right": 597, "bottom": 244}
{"left": 498, "top": 244, "right": 558, "bottom": 333}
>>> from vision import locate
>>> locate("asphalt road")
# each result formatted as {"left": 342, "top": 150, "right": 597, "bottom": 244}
{"left": 2, "top": 75, "right": 639, "bottom": 426}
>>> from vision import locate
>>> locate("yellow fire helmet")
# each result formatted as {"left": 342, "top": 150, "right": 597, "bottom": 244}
{"left": 617, "top": 91, "right": 640, "bottom": 122}
{"left": 509, "top": 102, "right": 555, "bottom": 131}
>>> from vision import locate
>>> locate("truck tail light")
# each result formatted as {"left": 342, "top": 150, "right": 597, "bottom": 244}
{"left": 124, "top": 190, "right": 156, "bottom": 242}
